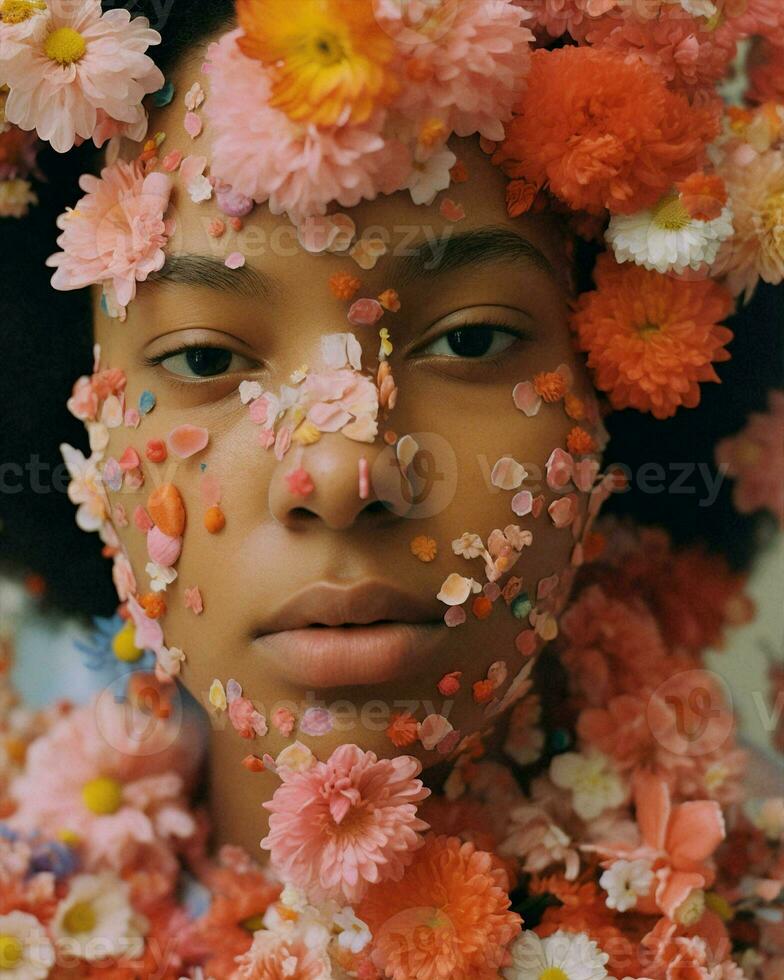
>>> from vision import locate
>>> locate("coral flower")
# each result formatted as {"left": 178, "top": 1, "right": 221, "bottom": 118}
{"left": 571, "top": 253, "right": 734, "bottom": 419}
{"left": 231, "top": 926, "right": 332, "bottom": 979}
{"left": 715, "top": 389, "right": 784, "bottom": 528}
{"left": 0, "top": 0, "right": 162, "bottom": 153}
{"left": 716, "top": 149, "right": 784, "bottom": 300}
{"left": 357, "top": 834, "right": 521, "bottom": 980}
{"left": 260, "top": 744, "right": 430, "bottom": 905}
{"left": 47, "top": 159, "right": 173, "bottom": 313}
{"left": 593, "top": 770, "right": 725, "bottom": 919}
{"left": 493, "top": 46, "right": 719, "bottom": 216}
{"left": 235, "top": 0, "right": 399, "bottom": 127}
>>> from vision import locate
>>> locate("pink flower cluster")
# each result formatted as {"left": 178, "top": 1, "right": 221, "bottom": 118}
{"left": 205, "top": 0, "right": 534, "bottom": 224}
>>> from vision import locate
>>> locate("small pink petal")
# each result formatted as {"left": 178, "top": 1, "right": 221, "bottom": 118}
{"left": 147, "top": 527, "right": 182, "bottom": 567}
{"left": 419, "top": 713, "right": 454, "bottom": 751}
{"left": 491, "top": 456, "right": 527, "bottom": 490}
{"left": 444, "top": 606, "right": 467, "bottom": 627}
{"left": 347, "top": 298, "right": 384, "bottom": 326}
{"left": 124, "top": 467, "right": 144, "bottom": 490}
{"left": 537, "top": 573, "right": 559, "bottom": 599}
{"left": 436, "top": 729, "right": 462, "bottom": 755}
{"left": 113, "top": 504, "right": 129, "bottom": 527}
{"left": 515, "top": 629, "right": 537, "bottom": 657}
{"left": 439, "top": 198, "right": 465, "bottom": 222}
{"left": 184, "top": 586, "right": 204, "bottom": 614}
{"left": 483, "top": 582, "right": 501, "bottom": 601}
{"left": 548, "top": 494, "right": 578, "bottom": 528}
{"left": 274, "top": 426, "right": 292, "bottom": 460}
{"left": 511, "top": 490, "right": 533, "bottom": 516}
{"left": 168, "top": 424, "right": 209, "bottom": 459}
{"left": 118, "top": 447, "right": 140, "bottom": 471}
{"left": 299, "top": 707, "right": 334, "bottom": 736}
{"left": 179, "top": 154, "right": 206, "bottom": 186}
{"left": 208, "top": 218, "right": 225, "bottom": 238}
{"left": 512, "top": 381, "right": 542, "bottom": 417}
{"left": 184, "top": 111, "right": 203, "bottom": 138}
{"left": 161, "top": 150, "right": 183, "bottom": 172}
{"left": 201, "top": 473, "right": 222, "bottom": 507}
{"left": 133, "top": 505, "right": 154, "bottom": 532}
{"left": 532, "top": 495, "right": 545, "bottom": 518}
{"left": 225, "top": 252, "right": 245, "bottom": 270}
{"left": 124, "top": 408, "right": 141, "bottom": 428}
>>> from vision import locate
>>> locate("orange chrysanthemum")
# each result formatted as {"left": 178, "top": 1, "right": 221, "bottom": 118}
{"left": 533, "top": 370, "right": 568, "bottom": 402}
{"left": 236, "top": 0, "right": 399, "bottom": 127}
{"left": 357, "top": 834, "right": 521, "bottom": 980}
{"left": 386, "top": 711, "right": 420, "bottom": 748}
{"left": 566, "top": 426, "right": 597, "bottom": 456}
{"left": 493, "top": 47, "right": 720, "bottom": 216}
{"left": 571, "top": 253, "right": 734, "bottom": 419}
{"left": 410, "top": 535, "right": 437, "bottom": 561}
{"left": 329, "top": 272, "right": 361, "bottom": 300}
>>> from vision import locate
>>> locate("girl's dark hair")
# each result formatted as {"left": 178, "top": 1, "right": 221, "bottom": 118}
{"left": 1, "top": 1, "right": 782, "bottom": 619}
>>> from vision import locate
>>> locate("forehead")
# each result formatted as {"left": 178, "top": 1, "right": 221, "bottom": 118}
{"left": 137, "top": 49, "right": 569, "bottom": 289}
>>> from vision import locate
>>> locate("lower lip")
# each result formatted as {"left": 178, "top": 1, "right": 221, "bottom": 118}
{"left": 253, "top": 621, "right": 446, "bottom": 688}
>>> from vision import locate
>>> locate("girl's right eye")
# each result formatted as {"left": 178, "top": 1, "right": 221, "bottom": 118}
{"left": 155, "top": 346, "right": 257, "bottom": 379}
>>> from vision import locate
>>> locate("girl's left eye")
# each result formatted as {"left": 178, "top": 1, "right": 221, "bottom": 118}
{"left": 420, "top": 325, "right": 519, "bottom": 359}
{"left": 155, "top": 346, "right": 257, "bottom": 379}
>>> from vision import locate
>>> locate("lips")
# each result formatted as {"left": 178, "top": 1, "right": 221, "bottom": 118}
{"left": 252, "top": 581, "right": 446, "bottom": 688}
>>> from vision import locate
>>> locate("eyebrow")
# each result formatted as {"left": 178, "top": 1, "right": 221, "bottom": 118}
{"left": 392, "top": 226, "right": 556, "bottom": 285}
{"left": 148, "top": 253, "right": 276, "bottom": 298}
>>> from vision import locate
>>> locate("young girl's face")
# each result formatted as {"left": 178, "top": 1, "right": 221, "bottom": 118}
{"left": 93, "top": 58, "right": 604, "bottom": 769}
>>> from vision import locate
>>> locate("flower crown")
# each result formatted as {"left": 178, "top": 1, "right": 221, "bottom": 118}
{"left": 1, "top": 0, "right": 783, "bottom": 419}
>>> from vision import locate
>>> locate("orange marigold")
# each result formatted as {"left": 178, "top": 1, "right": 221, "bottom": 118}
{"left": 472, "top": 679, "right": 495, "bottom": 704}
{"left": 533, "top": 370, "right": 567, "bottom": 402}
{"left": 139, "top": 593, "right": 166, "bottom": 619}
{"left": 236, "top": 0, "right": 399, "bottom": 127}
{"left": 410, "top": 535, "right": 437, "bottom": 562}
{"left": 378, "top": 288, "right": 401, "bottom": 312}
{"left": 450, "top": 159, "right": 469, "bottom": 183}
{"left": 566, "top": 426, "right": 597, "bottom": 456}
{"left": 571, "top": 253, "right": 734, "bottom": 419}
{"left": 506, "top": 178, "right": 539, "bottom": 218}
{"left": 329, "top": 272, "right": 362, "bottom": 301}
{"left": 493, "top": 47, "right": 720, "bottom": 216}
{"left": 357, "top": 834, "right": 521, "bottom": 980}
{"left": 386, "top": 711, "right": 420, "bottom": 748}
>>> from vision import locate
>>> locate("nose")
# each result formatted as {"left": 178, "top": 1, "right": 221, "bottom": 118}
{"left": 268, "top": 436, "right": 409, "bottom": 531}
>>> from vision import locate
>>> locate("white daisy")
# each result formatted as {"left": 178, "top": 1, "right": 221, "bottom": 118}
{"left": 549, "top": 751, "right": 626, "bottom": 822}
{"left": 52, "top": 873, "right": 146, "bottom": 962}
{"left": 0, "top": 911, "right": 55, "bottom": 980}
{"left": 503, "top": 929, "right": 609, "bottom": 980}
{"left": 606, "top": 194, "right": 734, "bottom": 275}
{"left": 333, "top": 908, "right": 371, "bottom": 953}
{"left": 599, "top": 858, "right": 654, "bottom": 912}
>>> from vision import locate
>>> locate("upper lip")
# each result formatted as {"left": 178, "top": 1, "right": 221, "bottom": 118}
{"left": 255, "top": 581, "right": 442, "bottom": 634}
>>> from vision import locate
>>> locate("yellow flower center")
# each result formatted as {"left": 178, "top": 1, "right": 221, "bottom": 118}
{"left": 652, "top": 193, "right": 693, "bottom": 232}
{"left": 44, "top": 26, "right": 86, "bottom": 64}
{"left": 0, "top": 0, "right": 45, "bottom": 24}
{"left": 675, "top": 888, "right": 706, "bottom": 927}
{"left": 306, "top": 30, "right": 345, "bottom": 67}
{"left": 112, "top": 621, "right": 143, "bottom": 663}
{"left": 241, "top": 914, "right": 266, "bottom": 933}
{"left": 762, "top": 189, "right": 784, "bottom": 236}
{"left": 0, "top": 935, "right": 23, "bottom": 970}
{"left": 62, "top": 901, "right": 97, "bottom": 935}
{"left": 82, "top": 776, "right": 123, "bottom": 815}
{"left": 539, "top": 969, "right": 569, "bottom": 980}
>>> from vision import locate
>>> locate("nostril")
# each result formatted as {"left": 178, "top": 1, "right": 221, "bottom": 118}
{"left": 288, "top": 506, "right": 318, "bottom": 521}
{"left": 363, "top": 499, "right": 390, "bottom": 515}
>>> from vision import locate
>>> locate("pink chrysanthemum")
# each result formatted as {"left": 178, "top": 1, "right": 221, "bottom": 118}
{"left": 0, "top": 0, "right": 162, "bottom": 153}
{"left": 46, "top": 159, "right": 173, "bottom": 311}
{"left": 231, "top": 927, "right": 332, "bottom": 980}
{"left": 516, "top": 0, "right": 613, "bottom": 39}
{"left": 715, "top": 389, "right": 784, "bottom": 528}
{"left": 9, "top": 694, "right": 200, "bottom": 874}
{"left": 260, "top": 744, "right": 430, "bottom": 905}
{"left": 380, "top": 0, "right": 534, "bottom": 142}
{"left": 716, "top": 149, "right": 784, "bottom": 300}
{"left": 204, "top": 30, "right": 411, "bottom": 225}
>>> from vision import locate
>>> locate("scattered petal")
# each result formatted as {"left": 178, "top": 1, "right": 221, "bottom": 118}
{"left": 168, "top": 424, "right": 210, "bottom": 459}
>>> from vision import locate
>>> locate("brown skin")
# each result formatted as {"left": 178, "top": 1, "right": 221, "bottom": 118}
{"left": 92, "top": 52, "right": 602, "bottom": 858}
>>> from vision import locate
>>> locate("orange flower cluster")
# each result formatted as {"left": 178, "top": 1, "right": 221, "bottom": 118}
{"left": 493, "top": 47, "right": 720, "bottom": 216}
